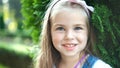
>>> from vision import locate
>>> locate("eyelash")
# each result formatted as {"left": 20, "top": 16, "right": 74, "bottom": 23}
{"left": 74, "top": 27, "right": 83, "bottom": 30}
{"left": 55, "top": 26, "right": 83, "bottom": 31}
{"left": 56, "top": 27, "right": 65, "bottom": 31}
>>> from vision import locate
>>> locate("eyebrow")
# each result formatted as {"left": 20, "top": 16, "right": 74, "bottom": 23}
{"left": 52, "top": 23, "right": 86, "bottom": 27}
{"left": 52, "top": 23, "right": 65, "bottom": 27}
{"left": 73, "top": 24, "right": 86, "bottom": 27}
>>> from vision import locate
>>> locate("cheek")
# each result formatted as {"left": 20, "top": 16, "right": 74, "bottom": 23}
{"left": 51, "top": 32, "right": 64, "bottom": 46}
{"left": 78, "top": 32, "right": 88, "bottom": 44}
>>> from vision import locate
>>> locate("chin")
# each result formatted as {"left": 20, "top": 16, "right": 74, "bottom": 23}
{"left": 62, "top": 52, "right": 79, "bottom": 57}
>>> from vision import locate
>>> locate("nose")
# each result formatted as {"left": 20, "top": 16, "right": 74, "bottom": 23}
{"left": 64, "top": 30, "right": 74, "bottom": 40}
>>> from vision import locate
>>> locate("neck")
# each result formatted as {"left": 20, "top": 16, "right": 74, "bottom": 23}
{"left": 58, "top": 52, "right": 85, "bottom": 68}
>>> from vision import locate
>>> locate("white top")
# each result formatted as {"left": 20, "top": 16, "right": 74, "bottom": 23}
{"left": 92, "top": 59, "right": 112, "bottom": 68}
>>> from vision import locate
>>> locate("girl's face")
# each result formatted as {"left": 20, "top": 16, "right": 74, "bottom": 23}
{"left": 51, "top": 9, "right": 88, "bottom": 57}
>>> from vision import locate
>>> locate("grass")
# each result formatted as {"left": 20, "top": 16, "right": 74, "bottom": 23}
{"left": 0, "top": 41, "right": 34, "bottom": 68}
{"left": 0, "top": 64, "right": 9, "bottom": 68}
{"left": 0, "top": 41, "right": 32, "bottom": 56}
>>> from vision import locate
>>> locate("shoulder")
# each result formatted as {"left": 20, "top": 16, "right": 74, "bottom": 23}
{"left": 82, "top": 54, "right": 98, "bottom": 68}
{"left": 92, "top": 59, "right": 112, "bottom": 68}
{"left": 83, "top": 54, "right": 112, "bottom": 68}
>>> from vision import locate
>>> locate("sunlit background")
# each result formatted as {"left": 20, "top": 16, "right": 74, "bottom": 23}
{"left": 0, "top": 0, "right": 33, "bottom": 68}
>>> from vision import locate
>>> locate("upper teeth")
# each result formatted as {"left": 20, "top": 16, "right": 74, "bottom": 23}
{"left": 64, "top": 44, "right": 75, "bottom": 47}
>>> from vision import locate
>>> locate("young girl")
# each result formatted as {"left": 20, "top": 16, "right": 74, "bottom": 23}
{"left": 35, "top": 0, "right": 112, "bottom": 68}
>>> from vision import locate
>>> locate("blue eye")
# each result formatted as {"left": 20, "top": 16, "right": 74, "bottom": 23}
{"left": 56, "top": 27, "right": 65, "bottom": 31}
{"left": 74, "top": 27, "right": 83, "bottom": 30}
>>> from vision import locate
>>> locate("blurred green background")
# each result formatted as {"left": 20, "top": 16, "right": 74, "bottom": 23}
{"left": 0, "top": 0, "right": 33, "bottom": 68}
{"left": 0, "top": 0, "right": 120, "bottom": 68}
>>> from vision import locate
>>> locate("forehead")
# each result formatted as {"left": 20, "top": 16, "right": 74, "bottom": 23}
{"left": 51, "top": 8, "right": 88, "bottom": 25}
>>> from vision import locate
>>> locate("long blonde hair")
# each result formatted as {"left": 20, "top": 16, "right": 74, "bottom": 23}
{"left": 35, "top": 0, "right": 96, "bottom": 68}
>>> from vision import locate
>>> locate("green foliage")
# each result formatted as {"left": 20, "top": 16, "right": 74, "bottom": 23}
{"left": 92, "top": 5, "right": 120, "bottom": 68}
{"left": 0, "top": 64, "right": 9, "bottom": 68}
{"left": 0, "top": 42, "right": 32, "bottom": 56}
{"left": 0, "top": 13, "right": 4, "bottom": 29}
{"left": 0, "top": 43, "right": 32, "bottom": 68}
{"left": 21, "top": 0, "right": 50, "bottom": 43}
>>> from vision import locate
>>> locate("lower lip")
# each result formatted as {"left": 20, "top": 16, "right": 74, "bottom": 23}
{"left": 63, "top": 45, "right": 76, "bottom": 51}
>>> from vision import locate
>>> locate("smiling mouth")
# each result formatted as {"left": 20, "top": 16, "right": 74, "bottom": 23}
{"left": 62, "top": 44, "right": 77, "bottom": 47}
{"left": 62, "top": 44, "right": 77, "bottom": 51}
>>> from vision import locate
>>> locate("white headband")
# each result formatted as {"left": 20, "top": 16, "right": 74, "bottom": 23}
{"left": 68, "top": 0, "right": 94, "bottom": 12}
{"left": 50, "top": 0, "right": 94, "bottom": 18}
{"left": 52, "top": 0, "right": 94, "bottom": 17}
